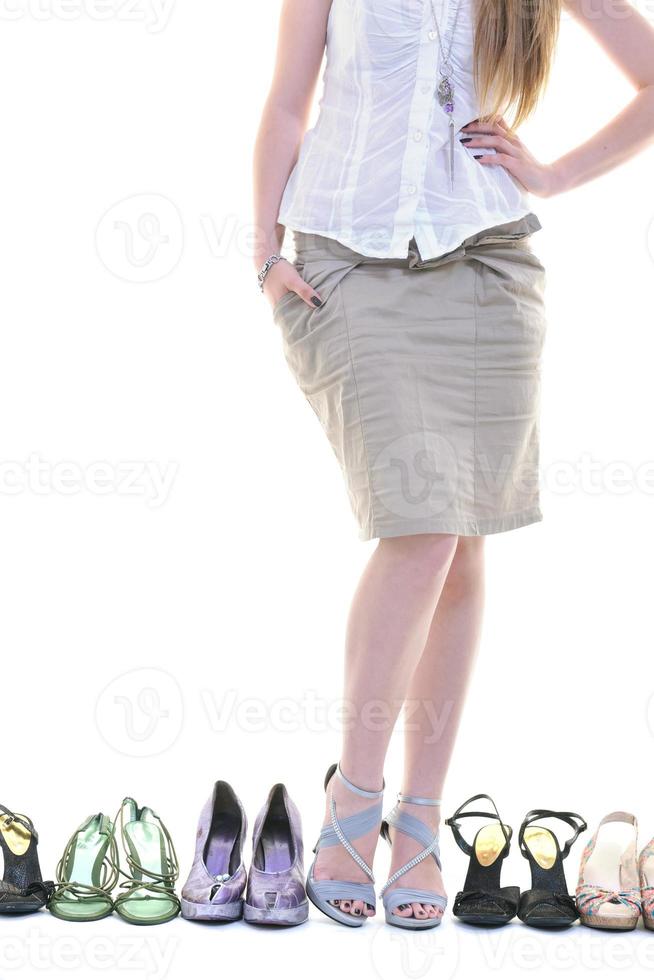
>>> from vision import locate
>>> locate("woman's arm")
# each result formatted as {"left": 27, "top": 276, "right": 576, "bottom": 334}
{"left": 462, "top": 0, "right": 654, "bottom": 196}
{"left": 252, "top": 0, "right": 331, "bottom": 306}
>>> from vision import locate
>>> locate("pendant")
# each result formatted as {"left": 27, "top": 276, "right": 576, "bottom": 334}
{"left": 437, "top": 75, "right": 456, "bottom": 191}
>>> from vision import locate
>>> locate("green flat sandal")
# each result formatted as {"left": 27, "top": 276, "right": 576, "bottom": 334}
{"left": 49, "top": 814, "right": 118, "bottom": 922}
{"left": 114, "top": 798, "right": 180, "bottom": 926}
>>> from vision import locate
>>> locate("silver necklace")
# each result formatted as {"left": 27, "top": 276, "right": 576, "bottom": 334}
{"left": 428, "top": 0, "right": 462, "bottom": 190}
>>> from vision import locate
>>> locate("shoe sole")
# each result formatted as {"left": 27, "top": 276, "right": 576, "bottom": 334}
{"left": 243, "top": 900, "right": 309, "bottom": 926}
{"left": 579, "top": 914, "right": 639, "bottom": 931}
{"left": 454, "top": 912, "right": 514, "bottom": 927}
{"left": 180, "top": 898, "right": 242, "bottom": 922}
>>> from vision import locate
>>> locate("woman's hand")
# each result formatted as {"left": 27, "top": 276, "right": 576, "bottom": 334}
{"left": 460, "top": 118, "right": 563, "bottom": 198}
{"left": 263, "top": 258, "right": 323, "bottom": 310}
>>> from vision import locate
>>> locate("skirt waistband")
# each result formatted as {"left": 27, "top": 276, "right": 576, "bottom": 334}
{"left": 292, "top": 213, "right": 542, "bottom": 269}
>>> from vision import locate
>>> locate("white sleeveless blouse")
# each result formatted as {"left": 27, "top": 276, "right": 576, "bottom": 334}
{"left": 278, "top": 0, "right": 537, "bottom": 260}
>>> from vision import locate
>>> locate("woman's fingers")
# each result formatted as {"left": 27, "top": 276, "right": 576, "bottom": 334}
{"left": 461, "top": 134, "right": 520, "bottom": 157}
{"left": 462, "top": 118, "right": 520, "bottom": 144}
{"left": 264, "top": 262, "right": 322, "bottom": 309}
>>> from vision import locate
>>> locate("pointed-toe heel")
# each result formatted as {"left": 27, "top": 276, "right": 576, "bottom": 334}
{"left": 516, "top": 809, "right": 587, "bottom": 928}
{"left": 243, "top": 783, "right": 308, "bottom": 926}
{"left": 379, "top": 793, "right": 446, "bottom": 930}
{"left": 306, "top": 763, "right": 384, "bottom": 927}
{"left": 181, "top": 781, "right": 247, "bottom": 923}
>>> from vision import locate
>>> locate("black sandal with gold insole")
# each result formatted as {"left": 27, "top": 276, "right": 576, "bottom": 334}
{"left": 0, "top": 805, "right": 53, "bottom": 915}
{"left": 445, "top": 794, "right": 519, "bottom": 926}
{"left": 517, "top": 809, "right": 586, "bottom": 928}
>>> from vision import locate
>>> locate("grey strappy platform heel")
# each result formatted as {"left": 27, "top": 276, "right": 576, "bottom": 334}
{"left": 306, "top": 763, "right": 384, "bottom": 927}
{"left": 380, "top": 793, "right": 446, "bottom": 930}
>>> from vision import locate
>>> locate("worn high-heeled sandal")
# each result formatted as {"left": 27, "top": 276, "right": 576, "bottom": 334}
{"left": 114, "top": 798, "right": 181, "bottom": 925}
{"left": 576, "top": 812, "right": 641, "bottom": 931}
{"left": 49, "top": 814, "right": 118, "bottom": 922}
{"left": 517, "top": 809, "right": 587, "bottom": 928}
{"left": 0, "top": 805, "right": 53, "bottom": 915}
{"left": 445, "top": 793, "right": 519, "bottom": 926}
{"left": 379, "top": 793, "right": 446, "bottom": 929}
{"left": 639, "top": 836, "right": 654, "bottom": 930}
{"left": 306, "top": 763, "right": 384, "bottom": 927}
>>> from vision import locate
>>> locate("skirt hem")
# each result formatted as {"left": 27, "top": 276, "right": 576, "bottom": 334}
{"left": 360, "top": 507, "right": 543, "bottom": 542}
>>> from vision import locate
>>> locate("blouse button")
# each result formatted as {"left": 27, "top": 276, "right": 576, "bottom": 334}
{"left": 414, "top": 130, "right": 423, "bottom": 142}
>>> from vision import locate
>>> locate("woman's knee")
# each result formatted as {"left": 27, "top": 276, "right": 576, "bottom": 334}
{"left": 445, "top": 535, "right": 485, "bottom": 594}
{"left": 377, "top": 533, "right": 459, "bottom": 577}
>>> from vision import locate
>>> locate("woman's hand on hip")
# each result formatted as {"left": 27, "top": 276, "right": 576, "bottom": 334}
{"left": 460, "top": 118, "right": 562, "bottom": 198}
{"left": 264, "top": 259, "right": 323, "bottom": 310}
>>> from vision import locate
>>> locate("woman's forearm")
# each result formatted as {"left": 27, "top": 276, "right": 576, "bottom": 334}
{"left": 551, "top": 83, "right": 654, "bottom": 194}
{"left": 252, "top": 102, "right": 306, "bottom": 271}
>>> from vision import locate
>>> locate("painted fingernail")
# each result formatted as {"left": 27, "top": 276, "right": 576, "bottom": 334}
{"left": 460, "top": 137, "right": 472, "bottom": 143}
{"left": 311, "top": 295, "right": 323, "bottom": 307}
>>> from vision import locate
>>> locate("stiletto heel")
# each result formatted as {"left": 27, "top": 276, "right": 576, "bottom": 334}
{"left": 379, "top": 793, "right": 446, "bottom": 930}
{"left": 445, "top": 793, "right": 519, "bottom": 926}
{"left": 0, "top": 805, "right": 53, "bottom": 915}
{"left": 576, "top": 812, "right": 641, "bottom": 931}
{"left": 516, "top": 809, "right": 587, "bottom": 928}
{"left": 306, "top": 763, "right": 384, "bottom": 927}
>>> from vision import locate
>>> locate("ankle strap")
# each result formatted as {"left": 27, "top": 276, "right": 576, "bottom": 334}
{"left": 445, "top": 793, "right": 510, "bottom": 857}
{"left": 397, "top": 794, "right": 442, "bottom": 806}
{"left": 519, "top": 809, "right": 587, "bottom": 860}
{"left": 336, "top": 764, "right": 384, "bottom": 799}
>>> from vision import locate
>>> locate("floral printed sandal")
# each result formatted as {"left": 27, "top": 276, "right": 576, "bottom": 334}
{"left": 49, "top": 814, "right": 118, "bottom": 921}
{"left": 576, "top": 812, "right": 641, "bottom": 930}
{"left": 114, "top": 798, "right": 181, "bottom": 926}
{"left": 638, "top": 836, "right": 654, "bottom": 930}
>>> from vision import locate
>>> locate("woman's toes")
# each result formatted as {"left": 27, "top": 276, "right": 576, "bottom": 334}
{"left": 425, "top": 905, "right": 438, "bottom": 918}
{"left": 340, "top": 900, "right": 352, "bottom": 913}
{"left": 394, "top": 904, "right": 414, "bottom": 918}
{"left": 411, "top": 903, "right": 428, "bottom": 919}
{"left": 351, "top": 900, "right": 364, "bottom": 917}
{"left": 364, "top": 903, "right": 375, "bottom": 917}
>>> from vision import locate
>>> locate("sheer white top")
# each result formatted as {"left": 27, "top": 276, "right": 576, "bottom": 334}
{"left": 277, "top": 0, "right": 537, "bottom": 260}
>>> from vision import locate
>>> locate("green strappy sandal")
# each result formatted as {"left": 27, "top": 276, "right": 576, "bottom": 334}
{"left": 49, "top": 814, "right": 118, "bottom": 922}
{"left": 114, "top": 798, "right": 180, "bottom": 925}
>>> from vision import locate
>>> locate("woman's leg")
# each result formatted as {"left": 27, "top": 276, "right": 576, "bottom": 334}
{"left": 386, "top": 535, "right": 486, "bottom": 921}
{"left": 313, "top": 532, "right": 459, "bottom": 918}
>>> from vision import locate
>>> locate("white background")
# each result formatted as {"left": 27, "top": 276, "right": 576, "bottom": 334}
{"left": 1, "top": 1, "right": 654, "bottom": 978}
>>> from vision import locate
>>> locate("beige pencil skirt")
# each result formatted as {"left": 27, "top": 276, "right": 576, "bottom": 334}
{"left": 273, "top": 215, "right": 547, "bottom": 541}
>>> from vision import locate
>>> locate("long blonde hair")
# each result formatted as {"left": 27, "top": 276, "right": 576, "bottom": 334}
{"left": 474, "top": 0, "right": 562, "bottom": 126}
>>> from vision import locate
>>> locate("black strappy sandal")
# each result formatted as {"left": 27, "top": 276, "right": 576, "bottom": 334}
{"left": 445, "top": 794, "right": 519, "bottom": 927}
{"left": 517, "top": 809, "right": 587, "bottom": 928}
{"left": 0, "top": 804, "right": 53, "bottom": 914}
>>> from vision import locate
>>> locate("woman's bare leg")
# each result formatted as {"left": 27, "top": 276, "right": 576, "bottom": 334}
{"left": 386, "top": 536, "right": 486, "bottom": 921}
{"left": 313, "top": 532, "right": 459, "bottom": 918}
